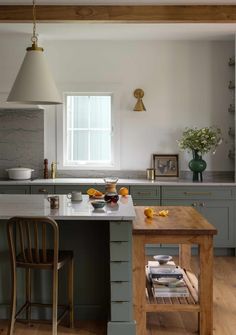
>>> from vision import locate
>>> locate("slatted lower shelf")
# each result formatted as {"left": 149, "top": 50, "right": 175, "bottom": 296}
{"left": 145, "top": 268, "right": 200, "bottom": 312}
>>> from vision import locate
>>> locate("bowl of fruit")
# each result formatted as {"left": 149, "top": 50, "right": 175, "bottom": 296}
{"left": 87, "top": 188, "right": 104, "bottom": 199}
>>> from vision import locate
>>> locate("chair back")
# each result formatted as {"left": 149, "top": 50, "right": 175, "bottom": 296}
{"left": 7, "top": 216, "right": 59, "bottom": 267}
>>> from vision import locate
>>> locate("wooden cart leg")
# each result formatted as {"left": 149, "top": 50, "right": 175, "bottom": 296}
{"left": 199, "top": 236, "right": 214, "bottom": 335}
{"left": 133, "top": 234, "right": 146, "bottom": 335}
{"left": 179, "top": 244, "right": 192, "bottom": 271}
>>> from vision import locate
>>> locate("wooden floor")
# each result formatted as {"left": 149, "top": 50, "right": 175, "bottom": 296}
{"left": 0, "top": 257, "right": 235, "bottom": 335}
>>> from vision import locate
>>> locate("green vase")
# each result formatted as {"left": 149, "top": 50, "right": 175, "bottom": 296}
{"left": 188, "top": 150, "right": 207, "bottom": 182}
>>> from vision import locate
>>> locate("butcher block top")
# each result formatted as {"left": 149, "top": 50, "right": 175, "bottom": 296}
{"left": 133, "top": 206, "right": 217, "bottom": 235}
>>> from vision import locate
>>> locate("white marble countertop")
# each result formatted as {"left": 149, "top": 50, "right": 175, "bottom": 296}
{"left": 0, "top": 178, "right": 234, "bottom": 186}
{"left": 0, "top": 194, "right": 135, "bottom": 221}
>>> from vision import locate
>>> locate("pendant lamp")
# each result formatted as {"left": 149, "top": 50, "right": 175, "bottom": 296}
{"left": 7, "top": 0, "right": 62, "bottom": 105}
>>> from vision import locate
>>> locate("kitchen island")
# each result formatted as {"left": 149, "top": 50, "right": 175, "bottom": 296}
{"left": 0, "top": 194, "right": 136, "bottom": 335}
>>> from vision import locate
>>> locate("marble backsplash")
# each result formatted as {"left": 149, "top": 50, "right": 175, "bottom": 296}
{"left": 0, "top": 109, "right": 44, "bottom": 178}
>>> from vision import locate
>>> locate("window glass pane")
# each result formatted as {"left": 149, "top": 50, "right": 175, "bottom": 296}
{"left": 66, "top": 96, "right": 73, "bottom": 129}
{"left": 67, "top": 130, "right": 73, "bottom": 161}
{"left": 72, "top": 96, "right": 89, "bottom": 129}
{"left": 73, "top": 130, "right": 89, "bottom": 161}
{"left": 90, "top": 96, "right": 111, "bottom": 129}
{"left": 90, "top": 130, "right": 111, "bottom": 161}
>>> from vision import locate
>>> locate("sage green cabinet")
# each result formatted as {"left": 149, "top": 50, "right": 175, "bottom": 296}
{"left": 162, "top": 186, "right": 236, "bottom": 248}
{"left": 0, "top": 186, "right": 30, "bottom": 194}
{"left": 130, "top": 186, "right": 161, "bottom": 206}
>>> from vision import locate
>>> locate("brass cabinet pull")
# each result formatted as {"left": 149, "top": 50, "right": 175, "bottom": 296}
{"left": 184, "top": 192, "right": 212, "bottom": 196}
{"left": 38, "top": 188, "right": 47, "bottom": 193}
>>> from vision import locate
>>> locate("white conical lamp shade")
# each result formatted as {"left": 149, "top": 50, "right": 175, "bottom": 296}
{"left": 7, "top": 48, "right": 62, "bottom": 105}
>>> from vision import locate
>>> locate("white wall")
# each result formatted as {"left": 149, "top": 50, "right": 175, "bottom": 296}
{"left": 0, "top": 35, "right": 234, "bottom": 172}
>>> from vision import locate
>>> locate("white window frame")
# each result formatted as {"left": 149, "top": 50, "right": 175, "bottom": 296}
{"left": 56, "top": 84, "right": 120, "bottom": 170}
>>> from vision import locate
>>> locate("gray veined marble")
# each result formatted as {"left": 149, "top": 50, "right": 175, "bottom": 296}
{"left": 0, "top": 109, "right": 44, "bottom": 178}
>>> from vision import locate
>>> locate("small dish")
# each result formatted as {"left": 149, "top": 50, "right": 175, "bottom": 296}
{"left": 153, "top": 255, "right": 172, "bottom": 265}
{"left": 91, "top": 200, "right": 106, "bottom": 209}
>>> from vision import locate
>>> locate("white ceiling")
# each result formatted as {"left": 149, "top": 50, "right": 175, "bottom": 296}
{"left": 0, "top": 0, "right": 235, "bottom": 4}
{"left": 0, "top": 23, "right": 235, "bottom": 41}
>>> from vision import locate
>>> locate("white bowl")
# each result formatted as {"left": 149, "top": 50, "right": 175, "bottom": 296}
{"left": 6, "top": 168, "right": 34, "bottom": 180}
{"left": 153, "top": 255, "right": 172, "bottom": 265}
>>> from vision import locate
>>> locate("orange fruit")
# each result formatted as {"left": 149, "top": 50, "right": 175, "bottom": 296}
{"left": 87, "top": 188, "right": 97, "bottom": 196}
{"left": 119, "top": 187, "right": 129, "bottom": 196}
{"left": 144, "top": 207, "right": 154, "bottom": 218}
{"left": 94, "top": 190, "right": 103, "bottom": 197}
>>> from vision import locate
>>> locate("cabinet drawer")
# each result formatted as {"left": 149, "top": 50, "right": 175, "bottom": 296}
{"left": 162, "top": 186, "right": 234, "bottom": 200}
{"left": 55, "top": 185, "right": 105, "bottom": 194}
{"left": 130, "top": 186, "right": 160, "bottom": 199}
{"left": 132, "top": 199, "right": 160, "bottom": 206}
{"left": 110, "top": 262, "right": 130, "bottom": 281}
{"left": 31, "top": 185, "right": 54, "bottom": 194}
{"left": 111, "top": 282, "right": 131, "bottom": 301}
{"left": 110, "top": 242, "right": 130, "bottom": 261}
{"left": 111, "top": 302, "right": 132, "bottom": 321}
{"left": 110, "top": 222, "right": 131, "bottom": 242}
{"left": 0, "top": 186, "right": 30, "bottom": 194}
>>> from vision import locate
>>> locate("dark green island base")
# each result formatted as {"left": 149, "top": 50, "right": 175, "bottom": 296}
{"left": 0, "top": 219, "right": 136, "bottom": 335}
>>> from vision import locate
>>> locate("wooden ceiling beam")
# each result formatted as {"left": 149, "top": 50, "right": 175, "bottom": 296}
{"left": 0, "top": 5, "right": 236, "bottom": 23}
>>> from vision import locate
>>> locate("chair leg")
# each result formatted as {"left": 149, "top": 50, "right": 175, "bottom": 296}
{"left": 52, "top": 269, "right": 58, "bottom": 335}
{"left": 68, "top": 257, "right": 74, "bottom": 328}
{"left": 8, "top": 267, "right": 17, "bottom": 335}
{"left": 25, "top": 268, "right": 31, "bottom": 324}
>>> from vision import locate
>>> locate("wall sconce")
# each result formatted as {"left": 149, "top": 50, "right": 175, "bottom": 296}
{"left": 133, "top": 88, "right": 146, "bottom": 112}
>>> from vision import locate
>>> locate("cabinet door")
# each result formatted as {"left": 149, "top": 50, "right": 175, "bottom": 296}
{"left": 162, "top": 199, "right": 200, "bottom": 212}
{"left": 199, "top": 200, "right": 235, "bottom": 247}
{"left": 0, "top": 186, "right": 30, "bottom": 194}
{"left": 162, "top": 199, "right": 235, "bottom": 248}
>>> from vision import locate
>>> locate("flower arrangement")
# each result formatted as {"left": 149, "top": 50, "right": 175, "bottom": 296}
{"left": 178, "top": 127, "right": 222, "bottom": 155}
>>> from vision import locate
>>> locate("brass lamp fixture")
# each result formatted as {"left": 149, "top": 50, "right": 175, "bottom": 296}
{"left": 133, "top": 88, "right": 146, "bottom": 112}
{"left": 7, "top": 0, "right": 62, "bottom": 105}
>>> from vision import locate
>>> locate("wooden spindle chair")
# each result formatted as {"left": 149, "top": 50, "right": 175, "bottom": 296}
{"left": 7, "top": 216, "right": 74, "bottom": 335}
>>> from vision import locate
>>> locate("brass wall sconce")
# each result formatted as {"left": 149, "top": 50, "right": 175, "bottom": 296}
{"left": 133, "top": 88, "right": 146, "bottom": 112}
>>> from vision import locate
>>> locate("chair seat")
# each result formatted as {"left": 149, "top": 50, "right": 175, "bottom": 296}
{"left": 16, "top": 249, "right": 73, "bottom": 269}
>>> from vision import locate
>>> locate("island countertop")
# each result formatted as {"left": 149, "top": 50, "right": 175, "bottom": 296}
{"left": 0, "top": 194, "right": 135, "bottom": 220}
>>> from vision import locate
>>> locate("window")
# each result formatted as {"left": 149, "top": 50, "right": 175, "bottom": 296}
{"left": 63, "top": 93, "right": 114, "bottom": 168}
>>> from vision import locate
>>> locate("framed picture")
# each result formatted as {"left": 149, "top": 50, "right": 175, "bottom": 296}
{"left": 153, "top": 154, "right": 179, "bottom": 178}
